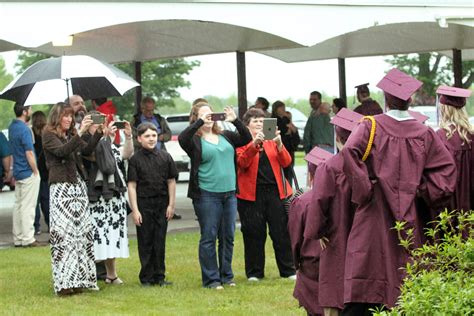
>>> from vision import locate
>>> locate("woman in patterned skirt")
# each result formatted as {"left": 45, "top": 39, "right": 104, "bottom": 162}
{"left": 42, "top": 102, "right": 103, "bottom": 295}
{"left": 84, "top": 118, "right": 133, "bottom": 284}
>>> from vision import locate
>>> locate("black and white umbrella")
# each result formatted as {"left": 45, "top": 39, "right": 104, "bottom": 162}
{"left": 0, "top": 55, "right": 139, "bottom": 105}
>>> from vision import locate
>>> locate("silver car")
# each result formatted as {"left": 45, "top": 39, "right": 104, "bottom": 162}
{"left": 165, "top": 114, "right": 192, "bottom": 180}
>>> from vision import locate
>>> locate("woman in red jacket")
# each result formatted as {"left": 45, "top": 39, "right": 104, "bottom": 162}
{"left": 237, "top": 108, "right": 296, "bottom": 281}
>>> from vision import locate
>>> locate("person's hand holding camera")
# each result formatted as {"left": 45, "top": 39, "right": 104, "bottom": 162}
{"left": 78, "top": 115, "right": 93, "bottom": 136}
{"left": 273, "top": 130, "right": 283, "bottom": 151}
{"left": 253, "top": 131, "right": 264, "bottom": 148}
{"left": 123, "top": 121, "right": 132, "bottom": 139}
{"left": 199, "top": 111, "right": 212, "bottom": 124}
{"left": 224, "top": 106, "right": 236, "bottom": 122}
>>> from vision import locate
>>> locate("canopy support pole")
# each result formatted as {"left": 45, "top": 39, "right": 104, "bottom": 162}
{"left": 134, "top": 61, "right": 142, "bottom": 114}
{"left": 236, "top": 51, "right": 247, "bottom": 119}
{"left": 452, "top": 49, "right": 463, "bottom": 88}
{"left": 338, "top": 58, "right": 347, "bottom": 103}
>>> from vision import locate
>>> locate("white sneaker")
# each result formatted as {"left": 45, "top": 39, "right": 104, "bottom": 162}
{"left": 247, "top": 277, "right": 260, "bottom": 282}
{"left": 287, "top": 275, "right": 297, "bottom": 280}
{"left": 215, "top": 285, "right": 224, "bottom": 290}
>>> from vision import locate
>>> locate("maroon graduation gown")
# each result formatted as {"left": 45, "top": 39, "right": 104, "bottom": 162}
{"left": 436, "top": 129, "right": 474, "bottom": 212}
{"left": 353, "top": 99, "right": 383, "bottom": 116}
{"left": 339, "top": 114, "right": 456, "bottom": 308}
{"left": 288, "top": 191, "right": 323, "bottom": 316}
{"left": 304, "top": 154, "right": 355, "bottom": 310}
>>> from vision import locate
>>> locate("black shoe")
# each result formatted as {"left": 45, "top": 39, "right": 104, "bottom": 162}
{"left": 157, "top": 280, "right": 173, "bottom": 287}
{"left": 172, "top": 213, "right": 182, "bottom": 220}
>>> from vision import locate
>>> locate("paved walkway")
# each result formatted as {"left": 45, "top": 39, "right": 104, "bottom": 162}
{"left": 0, "top": 166, "right": 309, "bottom": 249}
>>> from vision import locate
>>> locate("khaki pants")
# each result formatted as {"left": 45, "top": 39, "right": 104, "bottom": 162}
{"left": 12, "top": 173, "right": 40, "bottom": 246}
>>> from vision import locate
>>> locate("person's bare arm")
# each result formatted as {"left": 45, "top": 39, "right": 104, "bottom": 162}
{"left": 25, "top": 150, "right": 38, "bottom": 176}
{"left": 128, "top": 181, "right": 142, "bottom": 226}
{"left": 2, "top": 155, "right": 12, "bottom": 181}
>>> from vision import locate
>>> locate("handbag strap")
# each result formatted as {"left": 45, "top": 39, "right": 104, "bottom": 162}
{"left": 288, "top": 166, "right": 300, "bottom": 191}
{"left": 361, "top": 116, "right": 376, "bottom": 162}
{"left": 281, "top": 167, "right": 288, "bottom": 196}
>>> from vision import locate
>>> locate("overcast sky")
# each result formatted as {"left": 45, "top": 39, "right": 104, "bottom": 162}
{"left": 1, "top": 50, "right": 391, "bottom": 104}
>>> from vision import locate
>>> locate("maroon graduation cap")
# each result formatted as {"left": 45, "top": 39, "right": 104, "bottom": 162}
{"left": 305, "top": 146, "right": 334, "bottom": 167}
{"left": 376, "top": 69, "right": 423, "bottom": 101}
{"left": 331, "top": 107, "right": 363, "bottom": 131}
{"left": 436, "top": 85, "right": 472, "bottom": 108}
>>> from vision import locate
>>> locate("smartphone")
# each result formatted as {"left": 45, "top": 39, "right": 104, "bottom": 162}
{"left": 210, "top": 113, "right": 226, "bottom": 121}
{"left": 91, "top": 114, "right": 105, "bottom": 124}
{"left": 113, "top": 121, "right": 126, "bottom": 129}
{"left": 262, "top": 118, "right": 277, "bottom": 140}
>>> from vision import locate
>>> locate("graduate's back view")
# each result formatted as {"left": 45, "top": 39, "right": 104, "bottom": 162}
{"left": 339, "top": 69, "right": 457, "bottom": 314}
{"left": 436, "top": 86, "right": 473, "bottom": 213}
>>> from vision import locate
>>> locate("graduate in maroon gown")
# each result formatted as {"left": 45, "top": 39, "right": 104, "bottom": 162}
{"left": 339, "top": 69, "right": 457, "bottom": 315}
{"left": 353, "top": 83, "right": 383, "bottom": 116}
{"left": 436, "top": 86, "right": 473, "bottom": 213}
{"left": 288, "top": 147, "right": 333, "bottom": 316}
{"left": 301, "top": 109, "right": 363, "bottom": 316}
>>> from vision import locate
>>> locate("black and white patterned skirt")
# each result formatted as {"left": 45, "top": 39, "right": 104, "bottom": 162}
{"left": 49, "top": 178, "right": 97, "bottom": 293}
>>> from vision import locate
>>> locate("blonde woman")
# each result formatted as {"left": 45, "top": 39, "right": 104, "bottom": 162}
{"left": 436, "top": 86, "right": 473, "bottom": 212}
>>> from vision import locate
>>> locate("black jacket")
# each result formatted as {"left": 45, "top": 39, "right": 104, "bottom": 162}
{"left": 178, "top": 119, "right": 252, "bottom": 199}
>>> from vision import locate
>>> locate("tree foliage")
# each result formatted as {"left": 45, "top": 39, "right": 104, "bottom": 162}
{"left": 0, "top": 57, "right": 15, "bottom": 130}
{"left": 14, "top": 51, "right": 52, "bottom": 74}
{"left": 386, "top": 53, "right": 474, "bottom": 105}
{"left": 112, "top": 59, "right": 200, "bottom": 120}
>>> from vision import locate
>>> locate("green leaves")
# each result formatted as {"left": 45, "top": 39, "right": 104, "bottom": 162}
{"left": 382, "top": 210, "right": 474, "bottom": 315}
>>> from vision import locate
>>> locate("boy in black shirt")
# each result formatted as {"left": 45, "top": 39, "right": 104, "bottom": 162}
{"left": 128, "top": 122, "right": 178, "bottom": 286}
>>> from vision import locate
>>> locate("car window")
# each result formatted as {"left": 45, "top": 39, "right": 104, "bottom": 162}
{"left": 287, "top": 107, "right": 307, "bottom": 122}
{"left": 166, "top": 115, "right": 189, "bottom": 136}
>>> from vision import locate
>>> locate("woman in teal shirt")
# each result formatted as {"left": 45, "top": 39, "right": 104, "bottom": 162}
{"left": 179, "top": 102, "right": 251, "bottom": 289}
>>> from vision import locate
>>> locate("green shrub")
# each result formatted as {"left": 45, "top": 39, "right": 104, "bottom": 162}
{"left": 374, "top": 210, "right": 474, "bottom": 316}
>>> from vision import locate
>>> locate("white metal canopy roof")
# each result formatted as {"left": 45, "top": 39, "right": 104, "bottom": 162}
{"left": 31, "top": 20, "right": 303, "bottom": 63}
{"left": 261, "top": 22, "right": 474, "bottom": 62}
{"left": 0, "top": 1, "right": 472, "bottom": 60}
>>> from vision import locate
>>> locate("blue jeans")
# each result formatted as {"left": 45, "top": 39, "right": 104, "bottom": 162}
{"left": 193, "top": 189, "right": 237, "bottom": 287}
{"left": 34, "top": 178, "right": 50, "bottom": 232}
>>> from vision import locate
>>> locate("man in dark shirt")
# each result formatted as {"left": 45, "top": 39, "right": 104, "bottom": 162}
{"left": 128, "top": 122, "right": 178, "bottom": 287}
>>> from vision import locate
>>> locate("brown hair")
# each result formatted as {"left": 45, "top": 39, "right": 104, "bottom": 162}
{"left": 137, "top": 122, "right": 158, "bottom": 137}
{"left": 32, "top": 111, "right": 47, "bottom": 136}
{"left": 271, "top": 100, "right": 285, "bottom": 117}
{"left": 189, "top": 102, "right": 221, "bottom": 136}
{"left": 46, "top": 102, "right": 76, "bottom": 137}
{"left": 243, "top": 108, "right": 265, "bottom": 126}
{"left": 192, "top": 98, "right": 208, "bottom": 106}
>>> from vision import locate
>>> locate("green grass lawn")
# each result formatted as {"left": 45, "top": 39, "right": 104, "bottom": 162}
{"left": 294, "top": 151, "right": 305, "bottom": 166}
{"left": 0, "top": 232, "right": 305, "bottom": 315}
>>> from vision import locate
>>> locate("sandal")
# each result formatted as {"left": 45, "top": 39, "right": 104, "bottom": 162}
{"left": 105, "top": 277, "right": 123, "bottom": 285}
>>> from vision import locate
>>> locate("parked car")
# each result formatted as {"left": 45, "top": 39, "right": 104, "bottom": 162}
{"left": 286, "top": 107, "right": 307, "bottom": 150}
{"left": 165, "top": 114, "right": 191, "bottom": 180}
{"left": 409, "top": 105, "right": 438, "bottom": 130}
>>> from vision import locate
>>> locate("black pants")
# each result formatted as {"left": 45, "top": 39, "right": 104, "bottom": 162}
{"left": 237, "top": 185, "right": 295, "bottom": 278}
{"left": 342, "top": 303, "right": 384, "bottom": 316}
{"left": 136, "top": 196, "right": 169, "bottom": 284}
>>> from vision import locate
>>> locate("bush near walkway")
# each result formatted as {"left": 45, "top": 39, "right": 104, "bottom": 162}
{"left": 0, "top": 232, "right": 305, "bottom": 315}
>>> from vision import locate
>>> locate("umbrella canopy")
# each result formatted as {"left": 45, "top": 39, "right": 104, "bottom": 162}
{"left": 0, "top": 55, "right": 139, "bottom": 105}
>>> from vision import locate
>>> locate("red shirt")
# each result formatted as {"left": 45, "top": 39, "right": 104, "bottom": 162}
{"left": 236, "top": 141, "right": 293, "bottom": 201}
